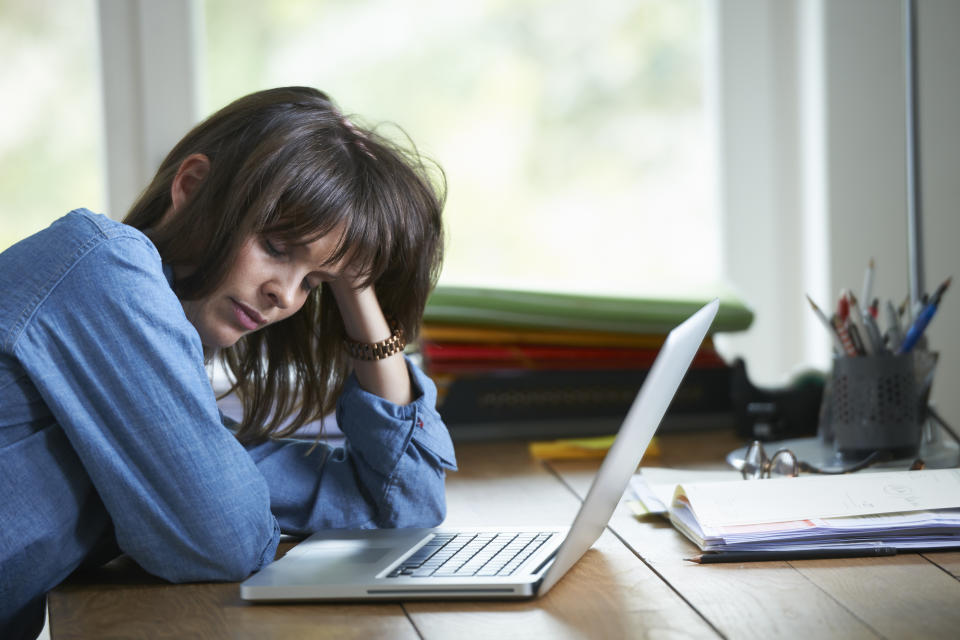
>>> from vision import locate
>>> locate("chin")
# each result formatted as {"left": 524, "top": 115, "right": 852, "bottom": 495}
{"left": 199, "top": 327, "right": 244, "bottom": 350}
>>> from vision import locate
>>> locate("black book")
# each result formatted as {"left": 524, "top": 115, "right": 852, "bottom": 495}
{"left": 436, "top": 366, "right": 734, "bottom": 441}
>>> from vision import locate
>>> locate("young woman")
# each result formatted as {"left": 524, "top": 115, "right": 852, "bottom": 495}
{"left": 0, "top": 86, "right": 456, "bottom": 639}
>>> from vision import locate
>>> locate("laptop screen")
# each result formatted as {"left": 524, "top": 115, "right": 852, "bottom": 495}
{"left": 537, "top": 299, "right": 719, "bottom": 594}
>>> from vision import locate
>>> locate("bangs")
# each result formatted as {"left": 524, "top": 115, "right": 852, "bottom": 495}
{"left": 250, "top": 138, "right": 396, "bottom": 285}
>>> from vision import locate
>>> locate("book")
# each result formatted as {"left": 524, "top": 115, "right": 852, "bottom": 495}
{"left": 433, "top": 366, "right": 735, "bottom": 440}
{"left": 418, "top": 286, "right": 744, "bottom": 440}
{"left": 422, "top": 341, "right": 727, "bottom": 374}
{"left": 666, "top": 468, "right": 960, "bottom": 555}
{"left": 424, "top": 286, "right": 754, "bottom": 334}
{"left": 421, "top": 324, "right": 680, "bottom": 349}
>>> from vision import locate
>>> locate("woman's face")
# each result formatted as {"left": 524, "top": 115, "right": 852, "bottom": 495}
{"left": 180, "top": 230, "right": 347, "bottom": 349}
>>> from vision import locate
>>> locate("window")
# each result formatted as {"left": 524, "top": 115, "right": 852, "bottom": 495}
{"left": 0, "top": 0, "right": 104, "bottom": 251}
{"left": 204, "top": 0, "right": 716, "bottom": 299}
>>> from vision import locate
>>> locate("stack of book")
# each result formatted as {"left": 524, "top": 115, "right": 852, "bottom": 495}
{"left": 418, "top": 286, "right": 753, "bottom": 440}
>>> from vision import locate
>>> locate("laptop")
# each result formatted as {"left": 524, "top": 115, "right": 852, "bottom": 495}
{"left": 241, "top": 299, "right": 719, "bottom": 601}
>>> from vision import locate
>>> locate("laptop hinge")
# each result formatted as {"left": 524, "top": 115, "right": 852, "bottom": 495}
{"left": 531, "top": 551, "right": 557, "bottom": 577}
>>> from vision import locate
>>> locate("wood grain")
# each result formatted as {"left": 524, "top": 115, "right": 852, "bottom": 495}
{"left": 790, "top": 555, "right": 960, "bottom": 639}
{"left": 922, "top": 551, "right": 960, "bottom": 579}
{"left": 547, "top": 430, "right": 894, "bottom": 640}
{"left": 49, "top": 555, "right": 416, "bottom": 640}
{"left": 405, "top": 440, "right": 719, "bottom": 640}
{"left": 48, "top": 432, "right": 958, "bottom": 640}
{"left": 405, "top": 531, "right": 718, "bottom": 640}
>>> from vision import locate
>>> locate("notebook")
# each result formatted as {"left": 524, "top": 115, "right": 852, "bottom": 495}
{"left": 240, "top": 299, "right": 719, "bottom": 601}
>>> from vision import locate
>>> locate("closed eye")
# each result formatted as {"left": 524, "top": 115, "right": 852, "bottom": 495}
{"left": 263, "top": 237, "right": 287, "bottom": 259}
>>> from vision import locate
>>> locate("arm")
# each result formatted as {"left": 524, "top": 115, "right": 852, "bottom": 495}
{"left": 328, "top": 279, "right": 412, "bottom": 405}
{"left": 242, "top": 358, "right": 457, "bottom": 534}
{"left": 13, "top": 232, "right": 279, "bottom": 582}
{"left": 236, "top": 271, "right": 456, "bottom": 534}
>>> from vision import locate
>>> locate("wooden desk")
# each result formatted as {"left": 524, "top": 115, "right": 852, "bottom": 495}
{"left": 49, "top": 431, "right": 960, "bottom": 639}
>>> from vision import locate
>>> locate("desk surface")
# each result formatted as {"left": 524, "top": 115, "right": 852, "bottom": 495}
{"left": 49, "top": 430, "right": 960, "bottom": 639}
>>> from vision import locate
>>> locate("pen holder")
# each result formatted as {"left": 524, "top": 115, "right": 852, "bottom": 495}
{"left": 819, "top": 350, "right": 937, "bottom": 458}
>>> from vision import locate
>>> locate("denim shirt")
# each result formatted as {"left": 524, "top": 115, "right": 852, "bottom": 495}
{"left": 0, "top": 209, "right": 457, "bottom": 628}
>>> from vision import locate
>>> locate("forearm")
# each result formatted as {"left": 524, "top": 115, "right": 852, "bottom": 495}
{"left": 243, "top": 361, "right": 458, "bottom": 533}
{"left": 330, "top": 282, "right": 413, "bottom": 405}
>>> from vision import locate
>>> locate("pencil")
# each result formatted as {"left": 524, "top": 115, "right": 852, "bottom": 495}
{"left": 805, "top": 294, "right": 844, "bottom": 354}
{"left": 845, "top": 291, "right": 875, "bottom": 354}
{"left": 685, "top": 546, "right": 898, "bottom": 564}
{"left": 930, "top": 276, "right": 952, "bottom": 306}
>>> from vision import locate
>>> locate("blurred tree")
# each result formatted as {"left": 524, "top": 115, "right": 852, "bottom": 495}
{"left": 0, "top": 0, "right": 103, "bottom": 250}
{"left": 204, "top": 0, "right": 713, "bottom": 298}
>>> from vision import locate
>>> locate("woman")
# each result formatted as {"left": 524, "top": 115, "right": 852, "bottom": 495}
{"left": 0, "top": 86, "right": 456, "bottom": 638}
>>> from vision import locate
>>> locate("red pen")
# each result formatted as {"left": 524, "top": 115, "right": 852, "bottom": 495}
{"left": 837, "top": 293, "right": 850, "bottom": 323}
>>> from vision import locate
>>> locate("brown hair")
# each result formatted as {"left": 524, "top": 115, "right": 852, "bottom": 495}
{"left": 124, "top": 87, "right": 445, "bottom": 442}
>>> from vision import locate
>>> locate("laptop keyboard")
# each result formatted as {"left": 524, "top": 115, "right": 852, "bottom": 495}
{"left": 386, "top": 532, "right": 555, "bottom": 578}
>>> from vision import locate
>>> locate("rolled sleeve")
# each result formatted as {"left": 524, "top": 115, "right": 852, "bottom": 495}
{"left": 244, "top": 358, "right": 457, "bottom": 534}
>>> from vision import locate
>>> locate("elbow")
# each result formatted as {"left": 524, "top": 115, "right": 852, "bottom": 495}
{"left": 123, "top": 516, "right": 280, "bottom": 584}
{"left": 193, "top": 531, "right": 278, "bottom": 582}
{"left": 193, "top": 516, "right": 281, "bottom": 581}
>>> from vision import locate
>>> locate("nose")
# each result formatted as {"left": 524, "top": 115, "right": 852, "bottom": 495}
{"left": 263, "top": 278, "right": 297, "bottom": 310}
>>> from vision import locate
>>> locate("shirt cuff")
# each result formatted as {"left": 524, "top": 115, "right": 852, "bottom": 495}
{"left": 336, "top": 356, "right": 457, "bottom": 475}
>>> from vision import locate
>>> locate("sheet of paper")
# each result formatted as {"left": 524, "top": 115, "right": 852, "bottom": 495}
{"left": 674, "top": 468, "right": 960, "bottom": 527}
{"left": 630, "top": 468, "right": 741, "bottom": 514}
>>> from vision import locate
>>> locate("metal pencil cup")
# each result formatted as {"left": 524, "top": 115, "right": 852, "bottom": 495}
{"left": 823, "top": 351, "right": 937, "bottom": 457}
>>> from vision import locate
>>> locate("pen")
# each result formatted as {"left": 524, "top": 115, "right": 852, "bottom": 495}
{"left": 846, "top": 321, "right": 866, "bottom": 356}
{"left": 861, "top": 257, "right": 875, "bottom": 314}
{"left": 912, "top": 293, "right": 928, "bottom": 321}
{"left": 806, "top": 294, "right": 844, "bottom": 354}
{"left": 898, "top": 277, "right": 952, "bottom": 354}
{"left": 837, "top": 293, "right": 850, "bottom": 324}
{"left": 685, "top": 545, "right": 898, "bottom": 564}
{"left": 833, "top": 315, "right": 859, "bottom": 357}
{"left": 862, "top": 309, "right": 886, "bottom": 354}
{"left": 885, "top": 300, "right": 903, "bottom": 351}
{"left": 845, "top": 291, "right": 875, "bottom": 355}
{"left": 899, "top": 295, "right": 912, "bottom": 325}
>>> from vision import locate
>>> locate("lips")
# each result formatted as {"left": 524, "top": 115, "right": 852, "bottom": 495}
{"left": 231, "top": 299, "right": 266, "bottom": 331}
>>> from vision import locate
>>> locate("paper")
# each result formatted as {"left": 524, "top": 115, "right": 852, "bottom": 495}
{"left": 666, "top": 468, "right": 960, "bottom": 554}
{"left": 674, "top": 468, "right": 960, "bottom": 528}
{"left": 629, "top": 467, "right": 741, "bottom": 514}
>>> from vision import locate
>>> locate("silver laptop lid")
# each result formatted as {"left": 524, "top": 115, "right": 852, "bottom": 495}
{"left": 537, "top": 299, "right": 719, "bottom": 594}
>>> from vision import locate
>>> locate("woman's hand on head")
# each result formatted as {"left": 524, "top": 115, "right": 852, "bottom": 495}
{"left": 328, "top": 275, "right": 414, "bottom": 406}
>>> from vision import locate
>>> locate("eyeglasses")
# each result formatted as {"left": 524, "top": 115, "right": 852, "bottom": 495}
{"left": 740, "top": 440, "right": 925, "bottom": 480}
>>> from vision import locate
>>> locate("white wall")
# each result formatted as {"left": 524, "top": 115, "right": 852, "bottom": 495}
{"left": 715, "top": 0, "right": 960, "bottom": 426}
{"left": 98, "top": 0, "right": 202, "bottom": 217}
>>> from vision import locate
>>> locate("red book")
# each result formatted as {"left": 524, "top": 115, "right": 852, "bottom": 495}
{"left": 422, "top": 341, "right": 726, "bottom": 374}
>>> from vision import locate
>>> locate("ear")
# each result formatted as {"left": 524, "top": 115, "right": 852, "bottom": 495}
{"left": 170, "top": 153, "right": 211, "bottom": 212}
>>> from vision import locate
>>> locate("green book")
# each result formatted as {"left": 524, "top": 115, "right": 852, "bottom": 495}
{"left": 424, "top": 285, "right": 753, "bottom": 334}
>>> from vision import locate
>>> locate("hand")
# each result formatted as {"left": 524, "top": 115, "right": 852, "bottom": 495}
{"left": 328, "top": 275, "right": 413, "bottom": 406}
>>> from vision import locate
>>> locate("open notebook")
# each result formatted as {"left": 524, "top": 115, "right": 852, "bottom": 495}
{"left": 241, "top": 299, "right": 719, "bottom": 601}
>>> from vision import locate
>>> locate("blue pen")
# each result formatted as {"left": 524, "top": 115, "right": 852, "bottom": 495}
{"left": 897, "top": 277, "right": 952, "bottom": 353}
